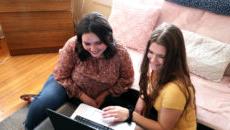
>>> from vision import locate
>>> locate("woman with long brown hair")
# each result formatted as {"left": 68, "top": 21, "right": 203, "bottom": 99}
{"left": 102, "top": 23, "right": 196, "bottom": 130}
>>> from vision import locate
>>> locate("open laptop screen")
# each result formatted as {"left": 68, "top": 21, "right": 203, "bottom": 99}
{"left": 47, "top": 109, "right": 112, "bottom": 130}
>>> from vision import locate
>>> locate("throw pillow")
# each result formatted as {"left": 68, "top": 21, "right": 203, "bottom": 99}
{"left": 108, "top": 0, "right": 160, "bottom": 52}
{"left": 182, "top": 30, "right": 230, "bottom": 81}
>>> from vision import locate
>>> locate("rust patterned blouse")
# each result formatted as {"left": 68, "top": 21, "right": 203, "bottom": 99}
{"left": 53, "top": 36, "right": 134, "bottom": 99}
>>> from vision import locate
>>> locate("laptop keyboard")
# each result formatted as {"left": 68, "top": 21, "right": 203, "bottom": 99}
{"left": 75, "top": 115, "right": 114, "bottom": 130}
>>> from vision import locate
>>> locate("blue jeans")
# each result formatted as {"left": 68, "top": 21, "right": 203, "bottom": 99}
{"left": 24, "top": 75, "right": 139, "bottom": 130}
{"left": 24, "top": 75, "right": 69, "bottom": 130}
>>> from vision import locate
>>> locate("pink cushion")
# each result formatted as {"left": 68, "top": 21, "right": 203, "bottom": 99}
{"left": 159, "top": 1, "right": 230, "bottom": 78}
{"left": 159, "top": 1, "right": 230, "bottom": 44}
{"left": 108, "top": 0, "right": 160, "bottom": 52}
{"left": 196, "top": 12, "right": 230, "bottom": 44}
{"left": 158, "top": 1, "right": 205, "bottom": 32}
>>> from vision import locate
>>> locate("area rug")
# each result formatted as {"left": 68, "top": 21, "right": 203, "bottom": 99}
{"left": 0, "top": 106, "right": 28, "bottom": 130}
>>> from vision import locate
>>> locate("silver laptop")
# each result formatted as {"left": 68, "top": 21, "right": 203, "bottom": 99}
{"left": 71, "top": 103, "right": 136, "bottom": 130}
{"left": 48, "top": 108, "right": 116, "bottom": 130}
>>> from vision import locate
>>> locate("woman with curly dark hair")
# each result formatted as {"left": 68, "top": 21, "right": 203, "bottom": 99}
{"left": 21, "top": 12, "right": 138, "bottom": 130}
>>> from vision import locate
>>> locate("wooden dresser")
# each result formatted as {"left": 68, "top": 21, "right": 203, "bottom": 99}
{"left": 0, "top": 0, "right": 74, "bottom": 55}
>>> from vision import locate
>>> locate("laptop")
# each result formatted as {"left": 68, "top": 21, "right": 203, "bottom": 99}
{"left": 47, "top": 103, "right": 136, "bottom": 130}
{"left": 71, "top": 103, "right": 136, "bottom": 130}
{"left": 47, "top": 109, "right": 113, "bottom": 130}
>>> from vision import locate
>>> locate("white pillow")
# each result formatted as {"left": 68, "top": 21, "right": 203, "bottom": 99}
{"left": 182, "top": 30, "right": 230, "bottom": 81}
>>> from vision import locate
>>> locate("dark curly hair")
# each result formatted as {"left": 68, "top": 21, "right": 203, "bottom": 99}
{"left": 75, "top": 12, "right": 116, "bottom": 61}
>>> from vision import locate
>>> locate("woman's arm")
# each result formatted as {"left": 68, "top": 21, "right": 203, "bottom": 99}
{"left": 53, "top": 36, "right": 83, "bottom": 98}
{"left": 135, "top": 97, "right": 146, "bottom": 115}
{"left": 108, "top": 47, "right": 134, "bottom": 96}
{"left": 102, "top": 106, "right": 182, "bottom": 130}
{"left": 134, "top": 83, "right": 186, "bottom": 130}
{"left": 133, "top": 108, "right": 182, "bottom": 130}
{"left": 104, "top": 83, "right": 188, "bottom": 129}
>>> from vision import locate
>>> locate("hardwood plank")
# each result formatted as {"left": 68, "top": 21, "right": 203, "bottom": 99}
{"left": 0, "top": 39, "right": 59, "bottom": 122}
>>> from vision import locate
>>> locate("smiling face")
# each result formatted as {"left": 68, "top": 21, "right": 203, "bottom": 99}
{"left": 147, "top": 42, "right": 166, "bottom": 72}
{"left": 82, "top": 32, "right": 108, "bottom": 58}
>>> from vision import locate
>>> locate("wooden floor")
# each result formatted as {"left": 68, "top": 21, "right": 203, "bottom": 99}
{"left": 0, "top": 38, "right": 58, "bottom": 122}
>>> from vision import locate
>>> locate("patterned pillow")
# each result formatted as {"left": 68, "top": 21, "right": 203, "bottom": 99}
{"left": 182, "top": 30, "right": 230, "bottom": 81}
{"left": 108, "top": 0, "right": 161, "bottom": 52}
{"left": 166, "top": 0, "right": 230, "bottom": 16}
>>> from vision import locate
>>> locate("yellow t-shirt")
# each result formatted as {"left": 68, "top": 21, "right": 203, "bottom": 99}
{"left": 153, "top": 81, "right": 196, "bottom": 130}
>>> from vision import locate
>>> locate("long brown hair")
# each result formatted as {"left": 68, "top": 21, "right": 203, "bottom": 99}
{"left": 139, "top": 23, "right": 195, "bottom": 118}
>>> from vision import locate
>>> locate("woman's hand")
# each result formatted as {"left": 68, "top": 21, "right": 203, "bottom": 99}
{"left": 80, "top": 93, "right": 98, "bottom": 108}
{"left": 135, "top": 97, "right": 146, "bottom": 115}
{"left": 102, "top": 106, "right": 129, "bottom": 123}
